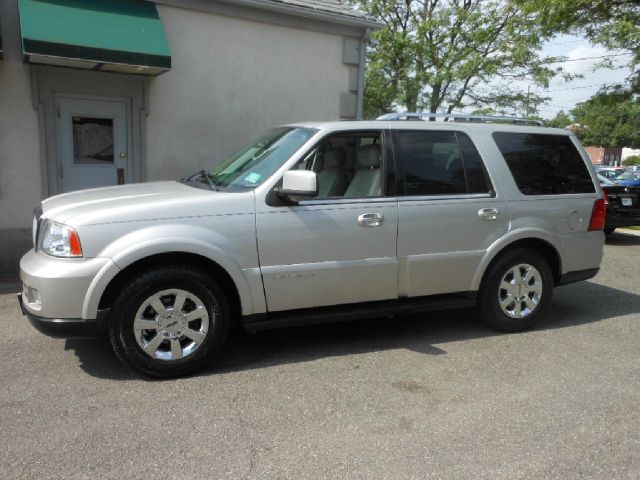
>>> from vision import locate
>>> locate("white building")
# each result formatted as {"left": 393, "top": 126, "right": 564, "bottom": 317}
{"left": 622, "top": 148, "right": 640, "bottom": 161}
{"left": 0, "top": 0, "right": 378, "bottom": 275}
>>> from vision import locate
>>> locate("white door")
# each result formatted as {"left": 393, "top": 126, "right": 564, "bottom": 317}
{"left": 57, "top": 96, "right": 129, "bottom": 193}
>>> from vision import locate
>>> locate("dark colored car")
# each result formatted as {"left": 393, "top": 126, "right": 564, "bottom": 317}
{"left": 615, "top": 172, "right": 640, "bottom": 187}
{"left": 598, "top": 174, "right": 640, "bottom": 235}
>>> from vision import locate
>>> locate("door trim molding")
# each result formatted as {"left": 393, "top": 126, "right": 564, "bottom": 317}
{"left": 31, "top": 65, "right": 145, "bottom": 198}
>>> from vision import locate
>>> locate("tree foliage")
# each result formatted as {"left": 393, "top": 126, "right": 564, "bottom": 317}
{"left": 623, "top": 155, "right": 640, "bottom": 167}
{"left": 546, "top": 110, "right": 573, "bottom": 129}
{"left": 517, "top": 0, "right": 640, "bottom": 86}
{"left": 354, "top": 0, "right": 566, "bottom": 118}
{"left": 569, "top": 87, "right": 640, "bottom": 148}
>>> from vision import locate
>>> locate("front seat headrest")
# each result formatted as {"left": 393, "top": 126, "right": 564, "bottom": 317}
{"left": 359, "top": 144, "right": 381, "bottom": 168}
{"left": 323, "top": 149, "right": 345, "bottom": 170}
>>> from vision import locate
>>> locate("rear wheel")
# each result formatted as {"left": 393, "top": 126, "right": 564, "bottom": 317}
{"left": 478, "top": 248, "right": 553, "bottom": 332}
{"left": 108, "top": 266, "right": 230, "bottom": 378}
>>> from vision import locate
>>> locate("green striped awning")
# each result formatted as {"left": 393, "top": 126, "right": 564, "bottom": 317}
{"left": 18, "top": 0, "right": 171, "bottom": 75}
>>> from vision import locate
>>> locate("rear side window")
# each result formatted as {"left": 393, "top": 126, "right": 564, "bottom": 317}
{"left": 493, "top": 133, "right": 595, "bottom": 195}
{"left": 393, "top": 130, "right": 491, "bottom": 196}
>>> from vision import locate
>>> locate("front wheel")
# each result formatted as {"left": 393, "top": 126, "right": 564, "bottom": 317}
{"left": 478, "top": 248, "right": 553, "bottom": 332}
{"left": 108, "top": 266, "right": 230, "bottom": 378}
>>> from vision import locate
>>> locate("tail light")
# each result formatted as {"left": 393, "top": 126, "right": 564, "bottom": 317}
{"left": 588, "top": 198, "right": 606, "bottom": 231}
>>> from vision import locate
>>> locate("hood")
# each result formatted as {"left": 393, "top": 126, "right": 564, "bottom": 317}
{"left": 41, "top": 181, "right": 254, "bottom": 225}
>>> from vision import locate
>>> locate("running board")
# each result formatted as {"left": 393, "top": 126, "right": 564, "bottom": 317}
{"left": 243, "top": 292, "right": 476, "bottom": 332}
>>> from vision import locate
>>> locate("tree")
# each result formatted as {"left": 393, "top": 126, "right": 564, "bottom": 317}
{"left": 354, "top": 0, "right": 567, "bottom": 118}
{"left": 517, "top": 1, "right": 640, "bottom": 86}
{"left": 623, "top": 155, "right": 640, "bottom": 167}
{"left": 546, "top": 110, "right": 573, "bottom": 129}
{"left": 570, "top": 87, "right": 640, "bottom": 148}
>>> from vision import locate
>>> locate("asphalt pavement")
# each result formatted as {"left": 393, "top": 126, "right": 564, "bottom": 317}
{"left": 1, "top": 232, "right": 639, "bottom": 479}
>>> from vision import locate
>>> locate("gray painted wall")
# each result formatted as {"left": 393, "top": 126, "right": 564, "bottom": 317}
{"left": 0, "top": 0, "right": 42, "bottom": 273}
{"left": 145, "top": 4, "right": 353, "bottom": 180}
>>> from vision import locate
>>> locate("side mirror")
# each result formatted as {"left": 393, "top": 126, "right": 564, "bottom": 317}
{"left": 276, "top": 170, "right": 318, "bottom": 204}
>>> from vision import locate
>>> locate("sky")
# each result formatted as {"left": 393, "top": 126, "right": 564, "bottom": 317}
{"left": 529, "top": 35, "right": 634, "bottom": 119}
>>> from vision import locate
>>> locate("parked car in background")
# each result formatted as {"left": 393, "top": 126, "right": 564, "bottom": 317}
{"left": 626, "top": 165, "right": 640, "bottom": 173}
{"left": 598, "top": 167, "right": 626, "bottom": 181}
{"left": 615, "top": 172, "right": 640, "bottom": 187}
{"left": 597, "top": 174, "right": 640, "bottom": 235}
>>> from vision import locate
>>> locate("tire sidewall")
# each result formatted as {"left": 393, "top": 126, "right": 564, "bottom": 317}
{"left": 479, "top": 249, "right": 553, "bottom": 332}
{"left": 110, "top": 267, "right": 229, "bottom": 377}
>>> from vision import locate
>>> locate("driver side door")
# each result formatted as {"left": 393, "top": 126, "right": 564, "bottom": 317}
{"left": 255, "top": 129, "right": 399, "bottom": 312}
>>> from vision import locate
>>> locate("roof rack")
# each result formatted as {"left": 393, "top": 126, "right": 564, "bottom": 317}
{"left": 377, "top": 112, "right": 544, "bottom": 127}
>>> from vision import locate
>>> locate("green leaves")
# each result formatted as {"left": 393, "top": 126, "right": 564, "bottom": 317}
{"left": 355, "top": 0, "right": 562, "bottom": 117}
{"left": 569, "top": 87, "right": 640, "bottom": 148}
{"left": 517, "top": 0, "right": 640, "bottom": 84}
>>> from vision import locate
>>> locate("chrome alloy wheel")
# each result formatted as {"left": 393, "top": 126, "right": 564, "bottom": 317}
{"left": 498, "top": 263, "right": 543, "bottom": 319}
{"left": 133, "top": 289, "right": 212, "bottom": 361}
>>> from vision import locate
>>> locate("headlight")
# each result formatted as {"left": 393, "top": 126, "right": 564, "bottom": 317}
{"left": 38, "top": 220, "right": 83, "bottom": 258}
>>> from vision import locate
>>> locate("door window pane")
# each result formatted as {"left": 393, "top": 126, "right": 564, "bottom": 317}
{"left": 295, "top": 132, "right": 384, "bottom": 198}
{"left": 394, "top": 130, "right": 490, "bottom": 195}
{"left": 492, "top": 132, "right": 595, "bottom": 195}
{"left": 457, "top": 133, "right": 492, "bottom": 194}
{"left": 72, "top": 117, "right": 114, "bottom": 164}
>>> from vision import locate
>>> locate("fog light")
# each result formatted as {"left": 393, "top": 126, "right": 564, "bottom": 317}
{"left": 23, "top": 285, "right": 42, "bottom": 311}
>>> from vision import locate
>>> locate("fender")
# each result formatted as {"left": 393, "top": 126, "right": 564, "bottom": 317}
{"left": 82, "top": 224, "right": 265, "bottom": 319}
{"left": 470, "top": 227, "right": 564, "bottom": 291}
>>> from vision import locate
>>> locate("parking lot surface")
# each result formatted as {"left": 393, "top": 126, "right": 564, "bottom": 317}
{"left": 1, "top": 232, "right": 640, "bottom": 479}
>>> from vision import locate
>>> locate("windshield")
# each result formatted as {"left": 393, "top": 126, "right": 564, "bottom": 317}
{"left": 617, "top": 172, "right": 640, "bottom": 181}
{"left": 203, "top": 127, "right": 317, "bottom": 191}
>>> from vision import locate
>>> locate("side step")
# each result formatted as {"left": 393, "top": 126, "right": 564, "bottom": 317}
{"left": 243, "top": 292, "right": 476, "bottom": 332}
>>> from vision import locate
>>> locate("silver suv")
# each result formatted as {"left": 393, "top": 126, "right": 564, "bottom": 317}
{"left": 19, "top": 113, "right": 605, "bottom": 377}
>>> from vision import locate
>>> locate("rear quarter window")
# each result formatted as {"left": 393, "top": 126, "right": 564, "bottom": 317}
{"left": 492, "top": 132, "right": 595, "bottom": 195}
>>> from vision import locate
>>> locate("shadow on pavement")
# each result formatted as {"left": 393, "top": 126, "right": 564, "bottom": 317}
{"left": 64, "top": 281, "right": 640, "bottom": 381}
{"left": 606, "top": 231, "right": 640, "bottom": 246}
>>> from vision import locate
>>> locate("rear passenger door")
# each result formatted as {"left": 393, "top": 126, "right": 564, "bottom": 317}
{"left": 393, "top": 128, "right": 510, "bottom": 297}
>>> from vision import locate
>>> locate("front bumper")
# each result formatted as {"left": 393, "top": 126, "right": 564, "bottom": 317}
{"left": 20, "top": 249, "right": 115, "bottom": 319}
{"left": 17, "top": 293, "right": 109, "bottom": 338}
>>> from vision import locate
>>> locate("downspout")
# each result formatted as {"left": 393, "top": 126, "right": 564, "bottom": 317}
{"left": 356, "top": 27, "right": 371, "bottom": 120}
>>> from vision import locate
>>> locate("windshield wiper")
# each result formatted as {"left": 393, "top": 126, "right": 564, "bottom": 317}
{"left": 181, "top": 170, "right": 220, "bottom": 191}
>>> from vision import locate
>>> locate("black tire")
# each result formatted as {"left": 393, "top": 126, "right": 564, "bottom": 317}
{"left": 108, "top": 266, "right": 230, "bottom": 378}
{"left": 478, "top": 248, "right": 553, "bottom": 332}
{"left": 604, "top": 226, "right": 616, "bottom": 236}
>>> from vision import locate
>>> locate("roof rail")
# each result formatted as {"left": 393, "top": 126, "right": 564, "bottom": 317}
{"left": 377, "top": 112, "right": 545, "bottom": 127}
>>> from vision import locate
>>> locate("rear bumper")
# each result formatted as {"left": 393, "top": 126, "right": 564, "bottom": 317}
{"left": 606, "top": 211, "right": 640, "bottom": 228}
{"left": 17, "top": 293, "right": 108, "bottom": 338}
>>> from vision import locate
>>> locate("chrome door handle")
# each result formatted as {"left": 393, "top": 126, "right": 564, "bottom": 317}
{"left": 478, "top": 208, "right": 500, "bottom": 221}
{"left": 358, "top": 213, "right": 384, "bottom": 227}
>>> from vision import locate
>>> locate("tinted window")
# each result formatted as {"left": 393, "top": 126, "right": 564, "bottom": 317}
{"left": 493, "top": 133, "right": 595, "bottom": 195}
{"left": 394, "top": 130, "right": 491, "bottom": 196}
